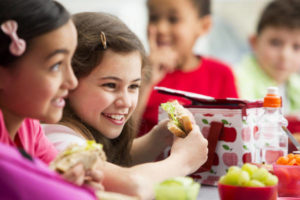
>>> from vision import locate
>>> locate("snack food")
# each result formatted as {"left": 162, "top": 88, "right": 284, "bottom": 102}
{"left": 51, "top": 141, "right": 140, "bottom": 199}
{"left": 50, "top": 140, "right": 106, "bottom": 173}
{"left": 276, "top": 153, "right": 300, "bottom": 166}
{"left": 155, "top": 176, "right": 200, "bottom": 200}
{"left": 161, "top": 100, "right": 193, "bottom": 137}
{"left": 219, "top": 163, "right": 278, "bottom": 187}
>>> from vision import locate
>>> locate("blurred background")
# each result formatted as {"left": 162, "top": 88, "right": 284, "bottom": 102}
{"left": 57, "top": 0, "right": 271, "bottom": 67}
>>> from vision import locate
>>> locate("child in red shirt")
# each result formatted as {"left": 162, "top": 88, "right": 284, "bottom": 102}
{"left": 137, "top": 0, "right": 238, "bottom": 136}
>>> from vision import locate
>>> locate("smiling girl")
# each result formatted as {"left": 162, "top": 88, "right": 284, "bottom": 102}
{"left": 44, "top": 12, "right": 208, "bottom": 199}
{"left": 0, "top": 0, "right": 78, "bottom": 164}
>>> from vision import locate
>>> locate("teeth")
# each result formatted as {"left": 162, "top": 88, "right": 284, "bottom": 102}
{"left": 107, "top": 114, "right": 124, "bottom": 120}
{"left": 52, "top": 97, "right": 65, "bottom": 107}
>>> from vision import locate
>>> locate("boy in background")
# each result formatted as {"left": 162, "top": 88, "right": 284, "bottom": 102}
{"left": 236, "top": 0, "right": 300, "bottom": 114}
{"left": 137, "top": 0, "right": 238, "bottom": 136}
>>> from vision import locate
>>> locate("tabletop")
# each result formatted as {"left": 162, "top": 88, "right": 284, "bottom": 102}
{"left": 197, "top": 185, "right": 219, "bottom": 200}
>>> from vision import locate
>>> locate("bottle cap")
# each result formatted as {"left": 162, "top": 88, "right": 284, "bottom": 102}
{"left": 263, "top": 87, "right": 281, "bottom": 107}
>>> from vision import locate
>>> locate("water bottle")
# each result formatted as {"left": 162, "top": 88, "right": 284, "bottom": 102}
{"left": 254, "top": 87, "right": 288, "bottom": 164}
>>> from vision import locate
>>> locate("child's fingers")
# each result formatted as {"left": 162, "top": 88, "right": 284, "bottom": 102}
{"left": 191, "top": 124, "right": 207, "bottom": 141}
{"left": 63, "top": 163, "right": 85, "bottom": 185}
{"left": 86, "top": 168, "right": 104, "bottom": 182}
{"left": 148, "top": 25, "right": 157, "bottom": 52}
{"left": 85, "top": 180, "right": 105, "bottom": 191}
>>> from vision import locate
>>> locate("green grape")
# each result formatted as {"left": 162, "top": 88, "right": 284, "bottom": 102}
{"left": 228, "top": 166, "right": 241, "bottom": 173}
{"left": 237, "top": 170, "right": 250, "bottom": 186}
{"left": 241, "top": 163, "right": 258, "bottom": 177}
{"left": 219, "top": 176, "right": 226, "bottom": 185}
{"left": 221, "top": 170, "right": 241, "bottom": 186}
{"left": 252, "top": 168, "right": 269, "bottom": 183}
{"left": 155, "top": 177, "right": 200, "bottom": 200}
{"left": 244, "top": 180, "right": 265, "bottom": 187}
{"left": 264, "top": 174, "right": 278, "bottom": 186}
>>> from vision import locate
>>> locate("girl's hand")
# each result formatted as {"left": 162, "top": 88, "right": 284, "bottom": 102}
{"left": 62, "top": 161, "right": 105, "bottom": 190}
{"left": 148, "top": 119, "right": 173, "bottom": 149}
{"left": 169, "top": 122, "right": 208, "bottom": 174}
{"left": 147, "top": 25, "right": 178, "bottom": 86}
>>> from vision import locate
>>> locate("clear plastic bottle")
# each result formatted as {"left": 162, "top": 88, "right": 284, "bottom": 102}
{"left": 254, "top": 87, "right": 288, "bottom": 164}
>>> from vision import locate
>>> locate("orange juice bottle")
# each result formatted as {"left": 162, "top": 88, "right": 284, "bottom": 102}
{"left": 254, "top": 87, "right": 288, "bottom": 164}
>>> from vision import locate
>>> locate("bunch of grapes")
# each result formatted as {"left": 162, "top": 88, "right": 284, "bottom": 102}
{"left": 219, "top": 163, "right": 278, "bottom": 187}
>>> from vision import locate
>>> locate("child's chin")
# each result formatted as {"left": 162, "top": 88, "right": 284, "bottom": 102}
{"left": 42, "top": 112, "right": 62, "bottom": 124}
{"left": 104, "top": 129, "right": 123, "bottom": 139}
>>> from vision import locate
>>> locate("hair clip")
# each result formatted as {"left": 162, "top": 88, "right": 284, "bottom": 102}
{"left": 1, "top": 20, "right": 26, "bottom": 56}
{"left": 99, "top": 31, "right": 107, "bottom": 50}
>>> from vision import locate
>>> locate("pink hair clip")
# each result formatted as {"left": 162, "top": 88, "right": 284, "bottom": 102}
{"left": 1, "top": 20, "right": 26, "bottom": 56}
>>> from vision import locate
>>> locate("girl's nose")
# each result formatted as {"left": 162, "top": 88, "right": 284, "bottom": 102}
{"left": 63, "top": 64, "right": 78, "bottom": 90}
{"left": 115, "top": 91, "right": 131, "bottom": 108}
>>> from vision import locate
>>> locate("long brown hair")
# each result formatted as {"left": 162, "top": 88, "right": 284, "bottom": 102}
{"left": 61, "top": 12, "right": 146, "bottom": 166}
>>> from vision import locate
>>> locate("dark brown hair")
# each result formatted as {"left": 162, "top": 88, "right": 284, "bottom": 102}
{"left": 61, "top": 12, "right": 146, "bottom": 166}
{"left": 0, "top": 0, "right": 70, "bottom": 66}
{"left": 147, "top": 0, "right": 210, "bottom": 17}
{"left": 191, "top": 0, "right": 210, "bottom": 17}
{"left": 257, "top": 0, "right": 300, "bottom": 34}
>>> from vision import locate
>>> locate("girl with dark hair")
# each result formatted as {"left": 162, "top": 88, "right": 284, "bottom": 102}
{"left": 0, "top": 0, "right": 103, "bottom": 193}
{"left": 44, "top": 12, "right": 208, "bottom": 199}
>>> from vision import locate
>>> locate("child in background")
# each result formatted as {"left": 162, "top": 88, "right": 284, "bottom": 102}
{"left": 0, "top": 0, "right": 103, "bottom": 193}
{"left": 236, "top": 0, "right": 300, "bottom": 114}
{"left": 44, "top": 12, "right": 208, "bottom": 200}
{"left": 137, "top": 0, "right": 238, "bottom": 136}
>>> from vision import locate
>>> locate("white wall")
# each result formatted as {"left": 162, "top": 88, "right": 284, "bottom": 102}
{"left": 57, "top": 0, "right": 271, "bottom": 66}
{"left": 57, "top": 0, "right": 148, "bottom": 51}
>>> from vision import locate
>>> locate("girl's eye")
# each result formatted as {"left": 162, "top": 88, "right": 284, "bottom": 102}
{"left": 50, "top": 62, "right": 62, "bottom": 72}
{"left": 102, "top": 83, "right": 116, "bottom": 89}
{"left": 129, "top": 84, "right": 140, "bottom": 90}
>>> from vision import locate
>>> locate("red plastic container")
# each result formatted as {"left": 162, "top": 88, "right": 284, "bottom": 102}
{"left": 273, "top": 164, "right": 300, "bottom": 197}
{"left": 218, "top": 183, "right": 277, "bottom": 200}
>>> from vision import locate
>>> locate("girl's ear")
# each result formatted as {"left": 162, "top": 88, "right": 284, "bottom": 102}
{"left": 249, "top": 34, "right": 257, "bottom": 51}
{"left": 196, "top": 15, "right": 212, "bottom": 37}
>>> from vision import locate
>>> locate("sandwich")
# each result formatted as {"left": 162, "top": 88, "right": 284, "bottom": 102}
{"left": 161, "top": 100, "right": 193, "bottom": 138}
{"left": 50, "top": 141, "right": 140, "bottom": 200}
{"left": 50, "top": 140, "right": 106, "bottom": 173}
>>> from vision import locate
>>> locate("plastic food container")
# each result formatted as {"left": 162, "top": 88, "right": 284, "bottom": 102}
{"left": 218, "top": 183, "right": 277, "bottom": 200}
{"left": 273, "top": 164, "right": 300, "bottom": 197}
{"left": 155, "top": 177, "right": 200, "bottom": 200}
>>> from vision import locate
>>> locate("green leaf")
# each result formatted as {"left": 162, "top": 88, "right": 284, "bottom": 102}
{"left": 161, "top": 101, "right": 182, "bottom": 129}
{"left": 222, "top": 144, "right": 230, "bottom": 151}
{"left": 221, "top": 119, "right": 229, "bottom": 125}
{"left": 243, "top": 145, "right": 248, "bottom": 150}
{"left": 242, "top": 120, "right": 247, "bottom": 125}
{"left": 202, "top": 119, "right": 209, "bottom": 124}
